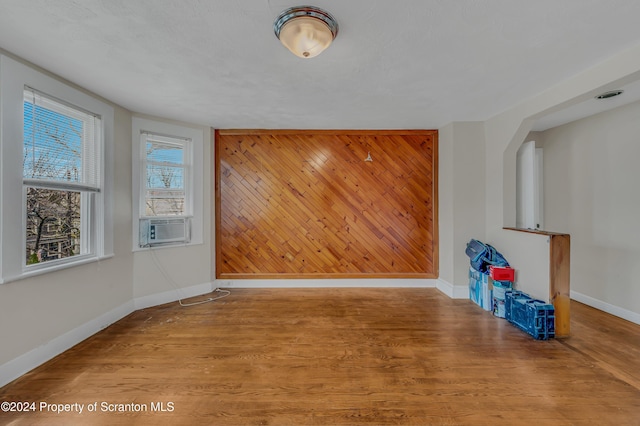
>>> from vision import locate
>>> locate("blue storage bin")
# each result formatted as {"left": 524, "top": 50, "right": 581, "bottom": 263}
{"left": 505, "top": 290, "right": 555, "bottom": 340}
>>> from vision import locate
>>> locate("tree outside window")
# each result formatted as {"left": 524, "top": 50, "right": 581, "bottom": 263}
{"left": 23, "top": 88, "right": 100, "bottom": 265}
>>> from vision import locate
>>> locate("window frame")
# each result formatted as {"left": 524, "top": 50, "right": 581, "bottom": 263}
{"left": 0, "top": 55, "right": 114, "bottom": 284}
{"left": 22, "top": 88, "right": 100, "bottom": 267}
{"left": 131, "top": 117, "right": 203, "bottom": 251}
{"left": 140, "top": 132, "right": 191, "bottom": 218}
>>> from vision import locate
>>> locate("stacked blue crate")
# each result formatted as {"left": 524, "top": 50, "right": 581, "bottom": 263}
{"left": 504, "top": 290, "right": 529, "bottom": 322}
{"left": 505, "top": 290, "right": 555, "bottom": 340}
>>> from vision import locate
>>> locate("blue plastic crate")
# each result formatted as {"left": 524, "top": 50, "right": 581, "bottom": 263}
{"left": 504, "top": 290, "right": 530, "bottom": 322}
{"left": 505, "top": 291, "right": 555, "bottom": 340}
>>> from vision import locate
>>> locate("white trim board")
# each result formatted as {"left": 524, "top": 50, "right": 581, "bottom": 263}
{"left": 0, "top": 279, "right": 463, "bottom": 388}
{"left": 133, "top": 281, "right": 214, "bottom": 310}
{"left": 0, "top": 300, "right": 134, "bottom": 388}
{"left": 216, "top": 278, "right": 438, "bottom": 288}
{"left": 216, "top": 278, "right": 473, "bottom": 299}
{"left": 436, "top": 278, "right": 469, "bottom": 299}
{"left": 0, "top": 281, "right": 215, "bottom": 388}
{"left": 571, "top": 291, "right": 640, "bottom": 326}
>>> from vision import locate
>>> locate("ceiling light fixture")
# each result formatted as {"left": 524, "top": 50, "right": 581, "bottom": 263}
{"left": 274, "top": 6, "right": 339, "bottom": 59}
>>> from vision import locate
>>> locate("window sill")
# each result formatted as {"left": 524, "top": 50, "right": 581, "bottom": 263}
{"left": 0, "top": 253, "right": 115, "bottom": 285}
{"left": 132, "top": 240, "right": 203, "bottom": 253}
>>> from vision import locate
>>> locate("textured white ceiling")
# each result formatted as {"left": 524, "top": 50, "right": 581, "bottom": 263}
{"left": 1, "top": 0, "right": 640, "bottom": 129}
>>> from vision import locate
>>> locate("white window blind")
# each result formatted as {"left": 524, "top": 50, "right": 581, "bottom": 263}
{"left": 23, "top": 87, "right": 101, "bottom": 192}
{"left": 1, "top": 54, "right": 114, "bottom": 283}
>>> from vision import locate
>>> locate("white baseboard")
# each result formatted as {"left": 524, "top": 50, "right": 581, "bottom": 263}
{"left": 217, "top": 278, "right": 438, "bottom": 288}
{"left": 0, "top": 281, "right": 216, "bottom": 388}
{"left": 571, "top": 290, "right": 640, "bottom": 326}
{"left": 0, "top": 300, "right": 134, "bottom": 388}
{"left": 133, "top": 281, "right": 214, "bottom": 310}
{"left": 0, "top": 277, "right": 477, "bottom": 389}
{"left": 436, "top": 278, "right": 469, "bottom": 299}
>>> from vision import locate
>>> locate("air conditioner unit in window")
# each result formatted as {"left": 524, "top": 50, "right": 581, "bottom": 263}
{"left": 139, "top": 217, "right": 191, "bottom": 247}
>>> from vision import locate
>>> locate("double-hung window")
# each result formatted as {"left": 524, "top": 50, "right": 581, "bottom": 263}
{"left": 132, "top": 117, "right": 203, "bottom": 249}
{"left": 23, "top": 88, "right": 101, "bottom": 265}
{"left": 141, "top": 133, "right": 190, "bottom": 217}
{"left": 0, "top": 55, "right": 113, "bottom": 283}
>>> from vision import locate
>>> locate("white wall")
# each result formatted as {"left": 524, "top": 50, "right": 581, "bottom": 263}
{"left": 432, "top": 42, "right": 640, "bottom": 310}
{"left": 479, "top": 42, "right": 640, "bottom": 319}
{"left": 3, "top": 32, "right": 640, "bottom": 389}
{"left": 493, "top": 231, "right": 551, "bottom": 302}
{"left": 438, "top": 124, "right": 455, "bottom": 286}
{"left": 539, "top": 100, "right": 640, "bottom": 319}
{"left": 0, "top": 53, "right": 214, "bottom": 387}
{"left": 438, "top": 122, "right": 486, "bottom": 296}
{"left": 131, "top": 116, "right": 213, "bottom": 308}
{"left": 0, "top": 79, "right": 134, "bottom": 374}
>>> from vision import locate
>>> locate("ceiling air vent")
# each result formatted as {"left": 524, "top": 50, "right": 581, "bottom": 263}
{"left": 595, "top": 90, "right": 623, "bottom": 100}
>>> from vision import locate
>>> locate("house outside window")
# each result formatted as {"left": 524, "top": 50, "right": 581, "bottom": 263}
{"left": 23, "top": 88, "right": 100, "bottom": 265}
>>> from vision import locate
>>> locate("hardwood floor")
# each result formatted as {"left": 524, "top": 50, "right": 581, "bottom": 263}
{"left": 1, "top": 288, "right": 639, "bottom": 425}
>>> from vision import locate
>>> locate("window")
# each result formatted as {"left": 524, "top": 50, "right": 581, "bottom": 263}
{"left": 141, "top": 133, "right": 190, "bottom": 217}
{"left": 516, "top": 140, "right": 544, "bottom": 230}
{"left": 23, "top": 88, "right": 100, "bottom": 265}
{"left": 0, "top": 55, "right": 114, "bottom": 283}
{"left": 132, "top": 117, "right": 203, "bottom": 249}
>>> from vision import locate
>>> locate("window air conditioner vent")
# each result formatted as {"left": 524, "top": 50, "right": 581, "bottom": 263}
{"left": 139, "top": 217, "right": 190, "bottom": 247}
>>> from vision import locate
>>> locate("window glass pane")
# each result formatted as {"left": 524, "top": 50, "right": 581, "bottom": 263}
{"left": 145, "top": 193, "right": 185, "bottom": 216}
{"left": 146, "top": 141, "right": 183, "bottom": 165}
{"left": 25, "top": 187, "right": 82, "bottom": 265}
{"left": 143, "top": 134, "right": 189, "bottom": 217}
{"left": 146, "top": 164, "right": 185, "bottom": 190}
{"left": 23, "top": 89, "right": 100, "bottom": 188}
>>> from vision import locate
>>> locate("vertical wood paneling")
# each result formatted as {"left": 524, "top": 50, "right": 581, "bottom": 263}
{"left": 216, "top": 130, "right": 438, "bottom": 278}
{"left": 550, "top": 234, "right": 570, "bottom": 337}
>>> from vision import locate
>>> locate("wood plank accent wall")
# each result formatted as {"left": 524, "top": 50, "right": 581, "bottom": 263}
{"left": 215, "top": 130, "right": 438, "bottom": 279}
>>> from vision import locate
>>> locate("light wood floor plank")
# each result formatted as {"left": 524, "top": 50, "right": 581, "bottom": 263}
{"left": 1, "top": 288, "right": 639, "bottom": 425}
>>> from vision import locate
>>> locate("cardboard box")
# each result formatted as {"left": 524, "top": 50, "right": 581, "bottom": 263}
{"left": 469, "top": 267, "right": 493, "bottom": 311}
